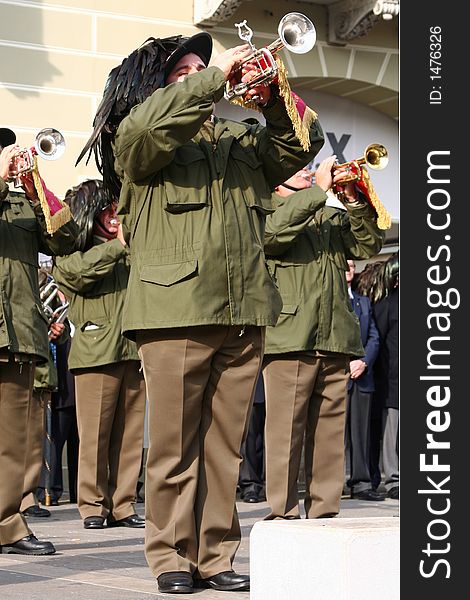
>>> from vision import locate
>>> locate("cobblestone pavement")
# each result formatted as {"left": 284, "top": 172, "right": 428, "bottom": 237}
{"left": 0, "top": 494, "right": 398, "bottom": 599}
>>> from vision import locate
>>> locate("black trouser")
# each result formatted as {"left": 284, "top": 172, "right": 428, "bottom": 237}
{"left": 37, "top": 406, "right": 79, "bottom": 503}
{"left": 345, "top": 384, "right": 374, "bottom": 493}
{"left": 238, "top": 402, "right": 266, "bottom": 497}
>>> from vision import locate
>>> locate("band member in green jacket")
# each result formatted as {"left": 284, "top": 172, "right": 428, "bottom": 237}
{"left": 262, "top": 158, "right": 384, "bottom": 521}
{"left": 0, "top": 127, "right": 78, "bottom": 555}
{"left": 53, "top": 179, "right": 146, "bottom": 531}
{"left": 77, "top": 32, "right": 324, "bottom": 594}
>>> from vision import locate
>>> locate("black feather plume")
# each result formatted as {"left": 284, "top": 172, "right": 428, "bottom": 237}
{"left": 64, "top": 179, "right": 110, "bottom": 251}
{"left": 76, "top": 36, "right": 183, "bottom": 200}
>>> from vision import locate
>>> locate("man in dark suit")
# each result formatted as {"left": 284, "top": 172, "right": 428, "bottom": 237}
{"left": 238, "top": 376, "right": 266, "bottom": 503}
{"left": 372, "top": 254, "right": 399, "bottom": 499}
{"left": 345, "top": 260, "right": 384, "bottom": 501}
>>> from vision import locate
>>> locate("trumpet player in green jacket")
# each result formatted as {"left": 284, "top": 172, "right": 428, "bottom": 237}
{"left": 77, "top": 30, "right": 324, "bottom": 593}
{"left": 53, "top": 179, "right": 146, "bottom": 531}
{"left": 262, "top": 157, "right": 384, "bottom": 522}
{"left": 0, "top": 127, "right": 78, "bottom": 555}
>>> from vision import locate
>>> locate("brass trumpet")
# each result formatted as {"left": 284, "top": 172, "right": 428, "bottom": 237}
{"left": 224, "top": 12, "right": 317, "bottom": 102}
{"left": 11, "top": 128, "right": 66, "bottom": 187}
{"left": 333, "top": 143, "right": 389, "bottom": 184}
{"left": 308, "top": 144, "right": 388, "bottom": 182}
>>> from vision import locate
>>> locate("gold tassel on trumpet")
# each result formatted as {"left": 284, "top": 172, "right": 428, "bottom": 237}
{"left": 31, "top": 156, "right": 72, "bottom": 235}
{"left": 275, "top": 56, "right": 317, "bottom": 152}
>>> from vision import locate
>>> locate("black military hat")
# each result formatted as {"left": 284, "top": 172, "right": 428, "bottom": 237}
{"left": 164, "top": 32, "right": 213, "bottom": 79}
{"left": 0, "top": 127, "right": 16, "bottom": 149}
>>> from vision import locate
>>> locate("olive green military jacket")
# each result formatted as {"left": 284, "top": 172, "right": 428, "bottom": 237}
{"left": 0, "top": 177, "right": 78, "bottom": 362}
{"left": 53, "top": 238, "right": 139, "bottom": 371}
{"left": 113, "top": 66, "right": 324, "bottom": 337}
{"left": 264, "top": 187, "right": 384, "bottom": 357}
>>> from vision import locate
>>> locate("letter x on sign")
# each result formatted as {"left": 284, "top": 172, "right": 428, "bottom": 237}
{"left": 326, "top": 133, "right": 351, "bottom": 164}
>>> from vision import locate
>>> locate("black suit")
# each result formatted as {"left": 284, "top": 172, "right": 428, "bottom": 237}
{"left": 372, "top": 288, "right": 399, "bottom": 493}
{"left": 238, "top": 376, "right": 266, "bottom": 500}
{"left": 346, "top": 290, "right": 380, "bottom": 493}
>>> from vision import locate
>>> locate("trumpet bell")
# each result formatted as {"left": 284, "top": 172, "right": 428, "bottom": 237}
{"left": 278, "top": 12, "right": 316, "bottom": 55}
{"left": 364, "top": 143, "right": 389, "bottom": 170}
{"left": 35, "top": 128, "right": 66, "bottom": 161}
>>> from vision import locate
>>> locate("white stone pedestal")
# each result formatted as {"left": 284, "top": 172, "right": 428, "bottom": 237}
{"left": 250, "top": 517, "right": 399, "bottom": 600}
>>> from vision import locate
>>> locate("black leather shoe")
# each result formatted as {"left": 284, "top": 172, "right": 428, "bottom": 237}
{"left": 83, "top": 516, "right": 105, "bottom": 529}
{"left": 1, "top": 534, "right": 56, "bottom": 555}
{"left": 351, "top": 488, "right": 386, "bottom": 501}
{"left": 22, "top": 505, "right": 51, "bottom": 518}
{"left": 202, "top": 570, "right": 250, "bottom": 591}
{"left": 107, "top": 513, "right": 145, "bottom": 528}
{"left": 241, "top": 490, "right": 260, "bottom": 503}
{"left": 388, "top": 486, "right": 399, "bottom": 499}
{"left": 157, "top": 571, "right": 193, "bottom": 594}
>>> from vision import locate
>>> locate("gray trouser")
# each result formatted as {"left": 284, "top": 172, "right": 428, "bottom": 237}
{"left": 382, "top": 407, "right": 399, "bottom": 491}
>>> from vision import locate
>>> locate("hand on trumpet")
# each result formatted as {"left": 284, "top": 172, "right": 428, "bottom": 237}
{"left": 314, "top": 155, "right": 359, "bottom": 203}
{"left": 49, "top": 321, "right": 65, "bottom": 342}
{"left": 215, "top": 45, "right": 272, "bottom": 105}
{"left": 239, "top": 62, "right": 272, "bottom": 105}
{"left": 0, "top": 143, "right": 21, "bottom": 182}
{"left": 213, "top": 44, "right": 252, "bottom": 81}
{"left": 332, "top": 164, "right": 359, "bottom": 204}
{"left": 314, "top": 155, "right": 336, "bottom": 191}
{"left": 19, "top": 171, "right": 39, "bottom": 202}
{"left": 314, "top": 155, "right": 358, "bottom": 203}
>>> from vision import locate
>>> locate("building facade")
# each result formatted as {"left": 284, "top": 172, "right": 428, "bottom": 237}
{"left": 0, "top": 0, "right": 398, "bottom": 251}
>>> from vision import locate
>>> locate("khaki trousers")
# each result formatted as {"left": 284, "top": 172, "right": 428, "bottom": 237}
{"left": 20, "top": 389, "right": 49, "bottom": 512}
{"left": 137, "top": 325, "right": 263, "bottom": 579}
{"left": 0, "top": 359, "right": 34, "bottom": 545}
{"left": 74, "top": 361, "right": 146, "bottom": 521}
{"left": 263, "top": 352, "right": 349, "bottom": 519}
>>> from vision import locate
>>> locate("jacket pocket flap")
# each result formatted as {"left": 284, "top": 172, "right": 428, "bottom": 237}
{"left": 173, "top": 145, "right": 206, "bottom": 165}
{"left": 12, "top": 217, "right": 37, "bottom": 231}
{"left": 230, "top": 144, "right": 262, "bottom": 169}
{"left": 140, "top": 260, "right": 198, "bottom": 286}
{"left": 280, "top": 303, "right": 298, "bottom": 315}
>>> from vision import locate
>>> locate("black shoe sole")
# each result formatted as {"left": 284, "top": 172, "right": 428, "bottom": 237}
{"left": 107, "top": 522, "right": 145, "bottom": 528}
{"left": 23, "top": 513, "right": 51, "bottom": 518}
{"left": 157, "top": 585, "right": 193, "bottom": 594}
{"left": 83, "top": 521, "right": 105, "bottom": 529}
{"left": 197, "top": 580, "right": 250, "bottom": 591}
{"left": 208, "top": 583, "right": 250, "bottom": 591}
{"left": 351, "top": 494, "right": 386, "bottom": 501}
{"left": 1, "top": 547, "right": 56, "bottom": 555}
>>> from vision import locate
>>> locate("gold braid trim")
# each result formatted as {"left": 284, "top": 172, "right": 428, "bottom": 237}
{"left": 228, "top": 94, "right": 262, "bottom": 113}
{"left": 361, "top": 167, "right": 392, "bottom": 230}
{"left": 31, "top": 156, "right": 72, "bottom": 235}
{"left": 227, "top": 57, "right": 317, "bottom": 151}
{"left": 275, "top": 55, "right": 316, "bottom": 152}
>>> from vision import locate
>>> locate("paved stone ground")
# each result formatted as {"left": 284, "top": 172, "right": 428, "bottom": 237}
{"left": 0, "top": 493, "right": 398, "bottom": 599}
